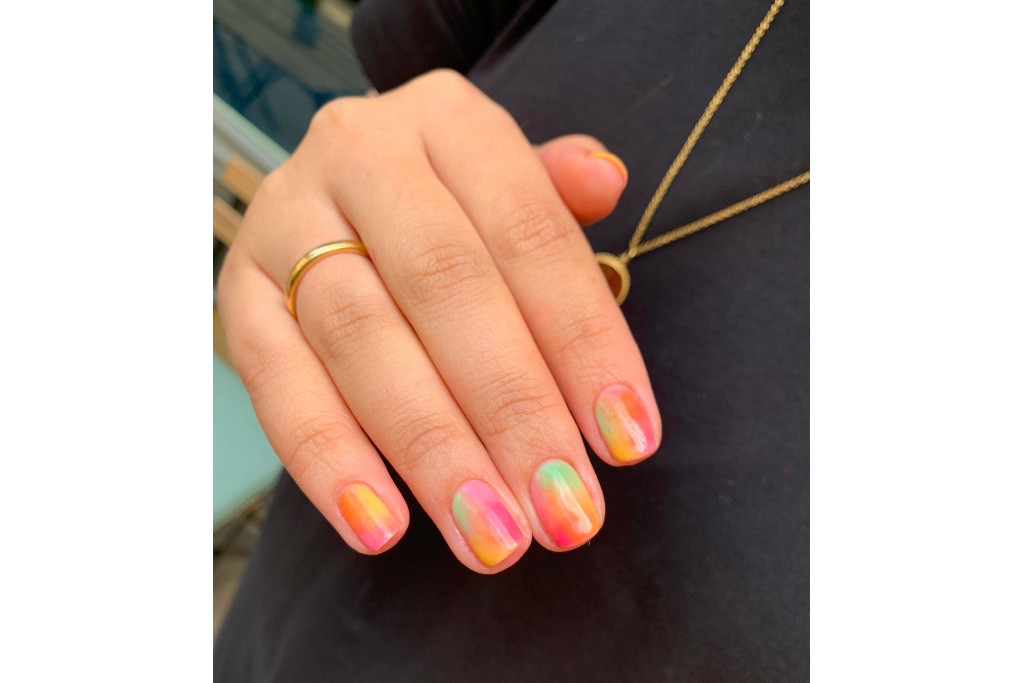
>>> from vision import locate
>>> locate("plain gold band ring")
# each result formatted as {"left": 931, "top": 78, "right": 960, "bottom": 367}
{"left": 285, "top": 240, "right": 369, "bottom": 318}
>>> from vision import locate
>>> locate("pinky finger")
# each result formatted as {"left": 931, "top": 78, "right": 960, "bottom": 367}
{"left": 535, "top": 134, "right": 629, "bottom": 227}
{"left": 217, "top": 253, "right": 409, "bottom": 554}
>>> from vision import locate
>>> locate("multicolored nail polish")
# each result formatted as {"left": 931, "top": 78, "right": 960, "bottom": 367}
{"left": 588, "top": 151, "right": 629, "bottom": 182}
{"left": 339, "top": 484, "right": 401, "bottom": 551}
{"left": 595, "top": 384, "right": 656, "bottom": 463}
{"left": 452, "top": 480, "right": 524, "bottom": 566}
{"left": 530, "top": 460, "right": 600, "bottom": 547}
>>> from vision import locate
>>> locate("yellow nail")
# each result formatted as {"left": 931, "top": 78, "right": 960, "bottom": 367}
{"left": 587, "top": 151, "right": 629, "bottom": 183}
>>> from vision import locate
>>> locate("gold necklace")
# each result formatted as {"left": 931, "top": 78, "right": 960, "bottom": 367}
{"left": 596, "top": 0, "right": 809, "bottom": 305}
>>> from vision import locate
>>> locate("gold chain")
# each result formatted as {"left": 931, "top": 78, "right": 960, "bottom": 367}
{"left": 633, "top": 171, "right": 809, "bottom": 257}
{"left": 620, "top": 0, "right": 807, "bottom": 266}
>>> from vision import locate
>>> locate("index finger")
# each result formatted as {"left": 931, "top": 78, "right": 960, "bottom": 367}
{"left": 416, "top": 79, "right": 662, "bottom": 466}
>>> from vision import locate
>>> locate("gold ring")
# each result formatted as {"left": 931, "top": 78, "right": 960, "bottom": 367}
{"left": 285, "top": 241, "right": 369, "bottom": 318}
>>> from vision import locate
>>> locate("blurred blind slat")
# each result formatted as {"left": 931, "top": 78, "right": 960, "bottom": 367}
{"left": 213, "top": 197, "right": 245, "bottom": 246}
{"left": 220, "top": 157, "right": 265, "bottom": 207}
{"left": 213, "top": 95, "right": 289, "bottom": 178}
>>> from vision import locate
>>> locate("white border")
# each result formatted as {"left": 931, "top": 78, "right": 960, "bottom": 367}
{"left": 812, "top": 1, "right": 1024, "bottom": 679}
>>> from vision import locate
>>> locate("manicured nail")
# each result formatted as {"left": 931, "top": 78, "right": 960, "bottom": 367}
{"left": 587, "top": 151, "right": 629, "bottom": 182}
{"left": 452, "top": 480, "right": 524, "bottom": 566}
{"left": 339, "top": 484, "right": 401, "bottom": 551}
{"left": 595, "top": 384, "right": 656, "bottom": 463}
{"left": 530, "top": 460, "right": 600, "bottom": 547}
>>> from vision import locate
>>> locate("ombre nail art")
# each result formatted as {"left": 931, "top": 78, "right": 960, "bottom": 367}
{"left": 339, "top": 484, "right": 401, "bottom": 551}
{"left": 595, "top": 384, "right": 656, "bottom": 463}
{"left": 452, "top": 480, "right": 524, "bottom": 566}
{"left": 530, "top": 460, "right": 600, "bottom": 547}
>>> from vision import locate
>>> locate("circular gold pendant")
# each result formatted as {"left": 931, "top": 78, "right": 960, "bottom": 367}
{"left": 594, "top": 252, "right": 631, "bottom": 305}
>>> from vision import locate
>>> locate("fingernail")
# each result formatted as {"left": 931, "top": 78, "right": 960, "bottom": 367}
{"left": 339, "top": 484, "right": 401, "bottom": 551}
{"left": 530, "top": 460, "right": 600, "bottom": 547}
{"left": 452, "top": 480, "right": 524, "bottom": 566}
{"left": 595, "top": 383, "right": 656, "bottom": 463}
{"left": 587, "top": 151, "right": 629, "bottom": 182}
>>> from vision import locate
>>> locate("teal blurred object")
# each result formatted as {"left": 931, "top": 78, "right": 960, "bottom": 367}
{"left": 213, "top": 353, "right": 281, "bottom": 528}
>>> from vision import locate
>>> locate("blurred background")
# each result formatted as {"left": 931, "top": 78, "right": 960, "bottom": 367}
{"left": 212, "top": 0, "right": 369, "bottom": 637}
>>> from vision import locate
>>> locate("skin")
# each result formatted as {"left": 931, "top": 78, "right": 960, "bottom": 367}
{"left": 218, "top": 69, "right": 662, "bottom": 574}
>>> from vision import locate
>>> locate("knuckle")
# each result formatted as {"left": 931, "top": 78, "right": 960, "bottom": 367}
{"left": 254, "top": 164, "right": 289, "bottom": 199}
{"left": 287, "top": 413, "right": 348, "bottom": 481}
{"left": 390, "top": 405, "right": 463, "bottom": 474}
{"left": 419, "top": 68, "right": 474, "bottom": 98}
{"left": 227, "top": 328, "right": 293, "bottom": 398}
{"left": 313, "top": 282, "right": 393, "bottom": 363}
{"left": 475, "top": 369, "right": 561, "bottom": 438}
{"left": 302, "top": 97, "right": 381, "bottom": 168}
{"left": 309, "top": 96, "right": 366, "bottom": 135}
{"left": 553, "top": 310, "right": 620, "bottom": 361}
{"left": 412, "top": 69, "right": 487, "bottom": 122}
{"left": 395, "top": 232, "right": 493, "bottom": 307}
{"left": 244, "top": 164, "right": 293, "bottom": 217}
{"left": 492, "top": 192, "right": 576, "bottom": 263}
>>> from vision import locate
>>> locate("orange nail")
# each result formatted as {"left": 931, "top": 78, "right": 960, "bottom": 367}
{"left": 587, "top": 151, "right": 629, "bottom": 183}
{"left": 339, "top": 484, "right": 400, "bottom": 551}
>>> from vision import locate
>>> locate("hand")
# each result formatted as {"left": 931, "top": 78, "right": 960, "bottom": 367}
{"left": 218, "top": 69, "right": 660, "bottom": 573}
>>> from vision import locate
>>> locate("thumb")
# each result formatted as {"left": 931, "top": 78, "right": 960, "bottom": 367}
{"left": 535, "top": 135, "right": 629, "bottom": 227}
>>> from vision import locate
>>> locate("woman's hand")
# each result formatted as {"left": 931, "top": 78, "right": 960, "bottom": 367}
{"left": 218, "top": 69, "right": 660, "bottom": 573}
